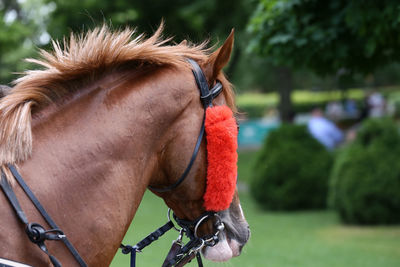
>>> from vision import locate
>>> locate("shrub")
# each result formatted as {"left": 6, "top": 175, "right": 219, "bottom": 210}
{"left": 329, "top": 119, "right": 400, "bottom": 224}
{"left": 250, "top": 124, "right": 333, "bottom": 210}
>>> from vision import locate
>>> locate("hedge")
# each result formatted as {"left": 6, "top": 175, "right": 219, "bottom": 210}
{"left": 329, "top": 119, "right": 400, "bottom": 224}
{"left": 250, "top": 124, "right": 333, "bottom": 210}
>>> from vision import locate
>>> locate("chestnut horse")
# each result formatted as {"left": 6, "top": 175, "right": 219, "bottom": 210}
{"left": 0, "top": 26, "right": 249, "bottom": 266}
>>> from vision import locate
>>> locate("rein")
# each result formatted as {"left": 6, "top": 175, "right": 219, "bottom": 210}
{"left": 0, "top": 59, "right": 223, "bottom": 267}
{"left": 0, "top": 165, "right": 87, "bottom": 267}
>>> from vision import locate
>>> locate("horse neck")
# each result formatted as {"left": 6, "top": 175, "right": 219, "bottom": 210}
{"left": 18, "top": 65, "right": 195, "bottom": 265}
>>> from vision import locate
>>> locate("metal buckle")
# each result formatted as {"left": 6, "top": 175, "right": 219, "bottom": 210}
{"left": 175, "top": 229, "right": 184, "bottom": 246}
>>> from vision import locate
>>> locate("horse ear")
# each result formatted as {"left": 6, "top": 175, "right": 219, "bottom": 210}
{"left": 207, "top": 29, "right": 234, "bottom": 81}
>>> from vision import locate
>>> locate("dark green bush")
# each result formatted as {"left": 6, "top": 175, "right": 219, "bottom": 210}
{"left": 329, "top": 119, "right": 400, "bottom": 224}
{"left": 250, "top": 124, "right": 333, "bottom": 210}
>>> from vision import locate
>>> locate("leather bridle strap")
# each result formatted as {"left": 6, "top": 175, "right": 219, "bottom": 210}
{"left": 120, "top": 221, "right": 174, "bottom": 267}
{"left": 0, "top": 173, "right": 63, "bottom": 267}
{"left": 1, "top": 165, "right": 88, "bottom": 267}
{"left": 188, "top": 58, "right": 223, "bottom": 109}
{"left": 148, "top": 113, "right": 205, "bottom": 193}
{"left": 0, "top": 173, "right": 29, "bottom": 225}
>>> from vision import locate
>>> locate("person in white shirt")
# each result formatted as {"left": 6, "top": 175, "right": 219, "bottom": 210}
{"left": 308, "top": 108, "right": 344, "bottom": 150}
{"left": 367, "top": 91, "right": 386, "bottom": 117}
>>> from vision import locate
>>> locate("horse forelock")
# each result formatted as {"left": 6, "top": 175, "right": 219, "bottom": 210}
{"left": 0, "top": 24, "right": 236, "bottom": 183}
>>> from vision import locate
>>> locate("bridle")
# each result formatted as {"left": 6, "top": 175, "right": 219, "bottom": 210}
{"left": 120, "top": 59, "right": 227, "bottom": 267}
{"left": 0, "top": 58, "right": 226, "bottom": 267}
{"left": 148, "top": 58, "right": 223, "bottom": 192}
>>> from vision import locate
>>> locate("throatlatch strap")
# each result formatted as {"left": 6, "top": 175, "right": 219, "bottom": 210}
{"left": 120, "top": 221, "right": 174, "bottom": 267}
{"left": 7, "top": 165, "right": 87, "bottom": 267}
{"left": 148, "top": 112, "right": 206, "bottom": 193}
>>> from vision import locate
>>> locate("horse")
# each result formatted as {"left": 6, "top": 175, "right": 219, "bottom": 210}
{"left": 0, "top": 25, "right": 249, "bottom": 266}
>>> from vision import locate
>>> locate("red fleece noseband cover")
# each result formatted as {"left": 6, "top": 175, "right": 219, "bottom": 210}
{"left": 203, "top": 105, "right": 238, "bottom": 211}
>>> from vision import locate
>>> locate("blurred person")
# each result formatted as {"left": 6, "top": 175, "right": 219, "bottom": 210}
{"left": 344, "top": 98, "right": 358, "bottom": 117}
{"left": 308, "top": 108, "right": 344, "bottom": 150}
{"left": 325, "top": 100, "right": 344, "bottom": 120}
{"left": 367, "top": 91, "right": 386, "bottom": 117}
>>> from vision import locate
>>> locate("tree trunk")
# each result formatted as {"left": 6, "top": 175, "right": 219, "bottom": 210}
{"left": 276, "top": 66, "right": 294, "bottom": 122}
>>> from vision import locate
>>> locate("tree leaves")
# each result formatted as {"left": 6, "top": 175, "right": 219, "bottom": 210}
{"left": 247, "top": 0, "right": 400, "bottom": 76}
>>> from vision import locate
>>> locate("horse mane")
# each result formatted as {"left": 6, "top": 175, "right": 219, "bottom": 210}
{"left": 0, "top": 24, "right": 236, "bottom": 183}
{"left": 0, "top": 85, "right": 11, "bottom": 98}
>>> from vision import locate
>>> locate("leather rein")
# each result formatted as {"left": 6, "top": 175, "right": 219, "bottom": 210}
{"left": 0, "top": 59, "right": 223, "bottom": 267}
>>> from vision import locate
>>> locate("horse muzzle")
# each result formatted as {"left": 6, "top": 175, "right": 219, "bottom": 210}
{"left": 202, "top": 213, "right": 250, "bottom": 262}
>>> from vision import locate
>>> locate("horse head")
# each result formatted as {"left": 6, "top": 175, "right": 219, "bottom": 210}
{"left": 149, "top": 31, "right": 250, "bottom": 262}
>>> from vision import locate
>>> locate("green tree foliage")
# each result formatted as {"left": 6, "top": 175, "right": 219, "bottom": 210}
{"left": 251, "top": 124, "right": 333, "bottom": 210}
{"left": 247, "top": 0, "right": 400, "bottom": 75}
{"left": 247, "top": 0, "right": 400, "bottom": 120}
{"left": 44, "top": 0, "right": 253, "bottom": 43}
{"left": 329, "top": 119, "right": 400, "bottom": 225}
{"left": 0, "top": 0, "right": 55, "bottom": 84}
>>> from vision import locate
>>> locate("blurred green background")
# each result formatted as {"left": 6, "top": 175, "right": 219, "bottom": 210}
{"left": 2, "top": 0, "right": 400, "bottom": 266}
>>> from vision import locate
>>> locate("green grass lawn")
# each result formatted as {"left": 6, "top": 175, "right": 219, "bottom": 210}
{"left": 111, "top": 151, "right": 400, "bottom": 267}
{"left": 237, "top": 150, "right": 259, "bottom": 184}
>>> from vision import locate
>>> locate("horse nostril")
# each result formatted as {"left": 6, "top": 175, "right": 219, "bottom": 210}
{"left": 246, "top": 227, "right": 251, "bottom": 241}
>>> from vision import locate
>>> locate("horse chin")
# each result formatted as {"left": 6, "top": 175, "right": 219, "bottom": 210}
{"left": 202, "top": 233, "right": 241, "bottom": 262}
